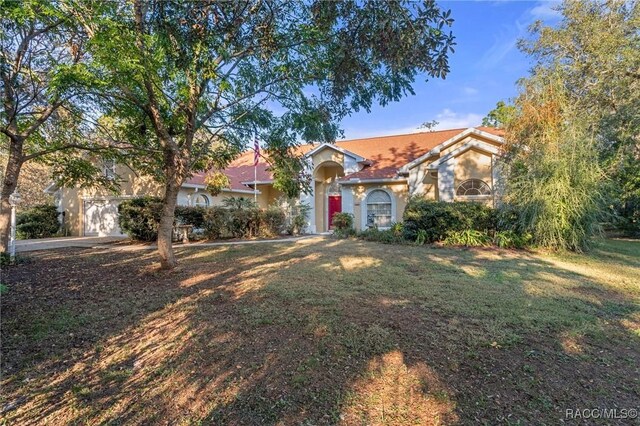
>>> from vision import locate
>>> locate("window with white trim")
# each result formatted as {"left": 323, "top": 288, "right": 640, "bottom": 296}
{"left": 194, "top": 194, "right": 210, "bottom": 207}
{"left": 366, "top": 190, "right": 392, "bottom": 228}
{"left": 103, "top": 159, "right": 116, "bottom": 180}
{"left": 456, "top": 179, "right": 491, "bottom": 197}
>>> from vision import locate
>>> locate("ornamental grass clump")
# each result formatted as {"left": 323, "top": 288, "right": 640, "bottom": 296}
{"left": 501, "top": 72, "right": 607, "bottom": 251}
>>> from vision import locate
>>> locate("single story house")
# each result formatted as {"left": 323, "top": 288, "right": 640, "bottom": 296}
{"left": 47, "top": 126, "right": 505, "bottom": 236}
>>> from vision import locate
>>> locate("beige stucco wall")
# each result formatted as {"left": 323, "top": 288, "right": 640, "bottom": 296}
{"left": 408, "top": 160, "right": 439, "bottom": 200}
{"left": 349, "top": 182, "right": 409, "bottom": 230}
{"left": 440, "top": 134, "right": 502, "bottom": 157}
{"left": 453, "top": 148, "right": 493, "bottom": 190}
{"left": 59, "top": 164, "right": 163, "bottom": 236}
{"left": 177, "top": 188, "right": 263, "bottom": 208}
{"left": 59, "top": 162, "right": 276, "bottom": 236}
{"left": 408, "top": 135, "right": 499, "bottom": 204}
{"left": 312, "top": 149, "right": 344, "bottom": 168}
{"left": 255, "top": 184, "right": 283, "bottom": 207}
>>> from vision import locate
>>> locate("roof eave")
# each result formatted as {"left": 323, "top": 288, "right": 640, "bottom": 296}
{"left": 182, "top": 182, "right": 261, "bottom": 195}
{"left": 304, "top": 142, "right": 366, "bottom": 162}
{"left": 338, "top": 177, "right": 407, "bottom": 185}
{"left": 400, "top": 127, "right": 504, "bottom": 172}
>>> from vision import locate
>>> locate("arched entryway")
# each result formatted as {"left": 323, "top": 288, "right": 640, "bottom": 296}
{"left": 314, "top": 161, "right": 344, "bottom": 232}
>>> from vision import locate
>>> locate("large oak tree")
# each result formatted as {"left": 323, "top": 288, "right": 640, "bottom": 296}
{"left": 0, "top": 0, "right": 122, "bottom": 252}
{"left": 71, "top": 0, "right": 455, "bottom": 269}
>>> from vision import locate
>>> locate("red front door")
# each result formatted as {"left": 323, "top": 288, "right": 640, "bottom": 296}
{"left": 328, "top": 195, "right": 342, "bottom": 229}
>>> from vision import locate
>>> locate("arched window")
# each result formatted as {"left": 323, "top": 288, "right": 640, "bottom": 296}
{"left": 366, "top": 190, "right": 392, "bottom": 228}
{"left": 456, "top": 179, "right": 491, "bottom": 196}
{"left": 194, "top": 194, "right": 210, "bottom": 207}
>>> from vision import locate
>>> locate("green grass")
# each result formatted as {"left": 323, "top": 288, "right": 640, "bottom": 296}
{"left": 1, "top": 237, "right": 638, "bottom": 425}
{"left": 26, "top": 309, "right": 89, "bottom": 341}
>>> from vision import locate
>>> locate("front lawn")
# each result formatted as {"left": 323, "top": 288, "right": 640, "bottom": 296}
{"left": 1, "top": 237, "right": 639, "bottom": 424}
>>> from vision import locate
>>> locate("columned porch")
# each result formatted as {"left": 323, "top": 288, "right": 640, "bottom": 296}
{"left": 307, "top": 161, "right": 344, "bottom": 233}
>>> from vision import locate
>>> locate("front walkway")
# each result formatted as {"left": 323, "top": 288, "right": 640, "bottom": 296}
{"left": 15, "top": 236, "right": 127, "bottom": 253}
{"left": 15, "top": 235, "right": 318, "bottom": 253}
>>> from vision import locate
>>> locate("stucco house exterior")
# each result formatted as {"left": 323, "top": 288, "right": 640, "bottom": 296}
{"left": 48, "top": 126, "right": 505, "bottom": 236}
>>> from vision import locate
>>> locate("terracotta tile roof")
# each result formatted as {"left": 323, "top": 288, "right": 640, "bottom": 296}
{"left": 186, "top": 126, "right": 504, "bottom": 189}
{"left": 187, "top": 152, "right": 271, "bottom": 191}
{"left": 337, "top": 126, "right": 503, "bottom": 180}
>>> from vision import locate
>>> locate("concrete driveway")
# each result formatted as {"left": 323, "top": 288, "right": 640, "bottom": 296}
{"left": 16, "top": 236, "right": 127, "bottom": 253}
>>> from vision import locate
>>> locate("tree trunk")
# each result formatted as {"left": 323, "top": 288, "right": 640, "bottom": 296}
{"left": 0, "top": 137, "right": 24, "bottom": 253}
{"left": 157, "top": 178, "right": 180, "bottom": 269}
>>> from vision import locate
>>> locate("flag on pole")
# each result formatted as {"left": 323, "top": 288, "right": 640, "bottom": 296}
{"left": 253, "top": 137, "right": 259, "bottom": 203}
{"left": 253, "top": 138, "right": 260, "bottom": 166}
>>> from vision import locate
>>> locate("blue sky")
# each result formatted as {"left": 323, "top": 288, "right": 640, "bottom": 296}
{"left": 339, "top": 1, "right": 562, "bottom": 140}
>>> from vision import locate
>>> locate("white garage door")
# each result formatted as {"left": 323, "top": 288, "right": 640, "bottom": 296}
{"left": 83, "top": 199, "right": 125, "bottom": 236}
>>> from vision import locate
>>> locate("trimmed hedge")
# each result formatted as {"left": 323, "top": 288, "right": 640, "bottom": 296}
{"left": 262, "top": 206, "right": 287, "bottom": 237}
{"left": 118, "top": 197, "right": 162, "bottom": 241}
{"left": 174, "top": 205, "right": 206, "bottom": 228}
{"left": 16, "top": 204, "right": 60, "bottom": 239}
{"left": 402, "top": 198, "right": 497, "bottom": 243}
{"left": 118, "top": 197, "right": 291, "bottom": 241}
{"left": 203, "top": 207, "right": 228, "bottom": 240}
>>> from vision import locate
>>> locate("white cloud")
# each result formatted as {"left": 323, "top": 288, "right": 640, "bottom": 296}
{"left": 433, "top": 109, "right": 483, "bottom": 130}
{"left": 529, "top": 2, "right": 562, "bottom": 20}
{"left": 462, "top": 86, "right": 479, "bottom": 96}
{"left": 479, "top": 1, "right": 562, "bottom": 69}
{"left": 479, "top": 20, "right": 528, "bottom": 69}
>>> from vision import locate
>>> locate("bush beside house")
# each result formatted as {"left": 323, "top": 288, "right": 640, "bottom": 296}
{"left": 403, "top": 198, "right": 496, "bottom": 243}
{"left": 118, "top": 197, "right": 163, "bottom": 241}
{"left": 118, "top": 197, "right": 306, "bottom": 241}
{"left": 331, "top": 198, "right": 533, "bottom": 249}
{"left": 331, "top": 212, "right": 355, "bottom": 238}
{"left": 16, "top": 204, "right": 60, "bottom": 239}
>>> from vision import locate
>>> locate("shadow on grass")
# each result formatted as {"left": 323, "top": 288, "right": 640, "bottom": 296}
{"left": 1, "top": 237, "right": 638, "bottom": 425}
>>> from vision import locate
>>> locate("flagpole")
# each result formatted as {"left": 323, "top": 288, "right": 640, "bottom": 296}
{"left": 254, "top": 135, "right": 258, "bottom": 204}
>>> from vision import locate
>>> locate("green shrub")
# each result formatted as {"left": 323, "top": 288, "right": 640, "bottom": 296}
{"left": 117, "top": 197, "right": 162, "bottom": 241}
{"left": 358, "top": 228, "right": 405, "bottom": 244}
{"left": 284, "top": 201, "right": 310, "bottom": 236}
{"left": 261, "top": 206, "right": 286, "bottom": 237}
{"left": 220, "top": 196, "right": 260, "bottom": 238}
{"left": 332, "top": 212, "right": 355, "bottom": 238}
{"left": 228, "top": 208, "right": 261, "bottom": 238}
{"left": 16, "top": 204, "right": 60, "bottom": 239}
{"left": 495, "top": 204, "right": 523, "bottom": 232}
{"left": 222, "top": 196, "right": 257, "bottom": 210}
{"left": 494, "top": 230, "right": 533, "bottom": 249}
{"left": 402, "top": 198, "right": 496, "bottom": 243}
{"left": 203, "top": 206, "right": 228, "bottom": 239}
{"left": 289, "top": 214, "right": 306, "bottom": 235}
{"left": 174, "top": 205, "right": 206, "bottom": 228}
{"left": 390, "top": 222, "right": 404, "bottom": 237}
{"left": 119, "top": 199, "right": 212, "bottom": 241}
{"left": 443, "top": 230, "right": 491, "bottom": 247}
{"left": 203, "top": 204, "right": 288, "bottom": 240}
{"left": 0, "top": 253, "right": 10, "bottom": 268}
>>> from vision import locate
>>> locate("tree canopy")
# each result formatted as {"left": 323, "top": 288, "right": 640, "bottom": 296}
{"left": 0, "top": 0, "right": 105, "bottom": 251}
{"left": 481, "top": 101, "right": 515, "bottom": 129}
{"left": 499, "top": 0, "right": 640, "bottom": 249}
{"left": 64, "top": 0, "right": 456, "bottom": 268}
{"left": 520, "top": 0, "right": 640, "bottom": 234}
